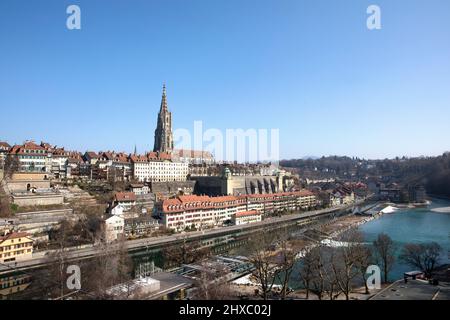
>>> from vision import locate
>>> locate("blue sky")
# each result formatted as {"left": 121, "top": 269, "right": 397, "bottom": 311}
{"left": 1, "top": 0, "right": 449, "bottom": 160}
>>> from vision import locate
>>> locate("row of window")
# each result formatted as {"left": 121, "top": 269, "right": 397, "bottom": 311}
{"left": 0, "top": 242, "right": 32, "bottom": 251}
{"left": 23, "top": 149, "right": 46, "bottom": 154}
{"left": 0, "top": 249, "right": 32, "bottom": 259}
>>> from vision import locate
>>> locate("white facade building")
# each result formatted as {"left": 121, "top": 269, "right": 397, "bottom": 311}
{"left": 9, "top": 142, "right": 51, "bottom": 173}
{"left": 156, "top": 191, "right": 317, "bottom": 232}
{"left": 105, "top": 215, "right": 125, "bottom": 242}
{"left": 131, "top": 154, "right": 188, "bottom": 182}
{"left": 156, "top": 195, "right": 247, "bottom": 231}
{"left": 110, "top": 204, "right": 125, "bottom": 216}
{"left": 232, "top": 210, "right": 262, "bottom": 225}
{"left": 129, "top": 184, "right": 150, "bottom": 195}
{"left": 113, "top": 192, "right": 137, "bottom": 211}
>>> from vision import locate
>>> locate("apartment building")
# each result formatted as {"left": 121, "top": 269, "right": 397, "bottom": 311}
{"left": 51, "top": 148, "right": 83, "bottom": 179}
{"left": 9, "top": 141, "right": 51, "bottom": 174}
{"left": 155, "top": 190, "right": 317, "bottom": 231}
{"left": 0, "top": 232, "right": 33, "bottom": 263}
{"left": 0, "top": 142, "right": 11, "bottom": 166}
{"left": 131, "top": 152, "right": 188, "bottom": 182}
{"left": 155, "top": 195, "right": 247, "bottom": 231}
{"left": 232, "top": 210, "right": 262, "bottom": 225}
{"left": 104, "top": 215, "right": 125, "bottom": 242}
{"left": 113, "top": 192, "right": 137, "bottom": 211}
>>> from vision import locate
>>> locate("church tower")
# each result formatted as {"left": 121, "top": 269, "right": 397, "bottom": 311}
{"left": 153, "top": 84, "right": 174, "bottom": 153}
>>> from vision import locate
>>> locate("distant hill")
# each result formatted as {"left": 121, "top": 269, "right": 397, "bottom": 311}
{"left": 280, "top": 154, "right": 450, "bottom": 198}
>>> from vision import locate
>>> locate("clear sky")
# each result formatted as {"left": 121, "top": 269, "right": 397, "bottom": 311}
{"left": 1, "top": 0, "right": 449, "bottom": 160}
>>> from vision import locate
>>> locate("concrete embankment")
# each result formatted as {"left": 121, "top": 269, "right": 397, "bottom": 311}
{"left": 15, "top": 209, "right": 75, "bottom": 235}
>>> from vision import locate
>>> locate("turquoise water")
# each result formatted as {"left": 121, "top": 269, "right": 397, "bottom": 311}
{"left": 358, "top": 198, "right": 450, "bottom": 281}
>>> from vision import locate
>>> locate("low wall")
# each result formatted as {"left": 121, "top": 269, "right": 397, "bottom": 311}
{"left": 15, "top": 209, "right": 73, "bottom": 220}
{"left": 12, "top": 173, "right": 49, "bottom": 180}
{"left": 16, "top": 209, "right": 75, "bottom": 236}
{"left": 12, "top": 194, "right": 64, "bottom": 206}
{"left": 7, "top": 180, "right": 51, "bottom": 192}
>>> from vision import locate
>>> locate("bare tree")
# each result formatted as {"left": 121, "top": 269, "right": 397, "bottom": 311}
{"left": 46, "top": 219, "right": 73, "bottom": 298}
{"left": 399, "top": 242, "right": 442, "bottom": 278}
{"left": 2, "top": 155, "right": 19, "bottom": 180}
{"left": 299, "top": 248, "right": 315, "bottom": 299}
{"left": 308, "top": 246, "right": 327, "bottom": 300}
{"left": 0, "top": 156, "right": 17, "bottom": 218}
{"left": 72, "top": 205, "right": 105, "bottom": 244}
{"left": 326, "top": 248, "right": 341, "bottom": 300}
{"left": 274, "top": 239, "right": 296, "bottom": 300}
{"left": 83, "top": 238, "right": 133, "bottom": 299}
{"left": 0, "top": 194, "right": 12, "bottom": 218}
{"left": 373, "top": 233, "right": 395, "bottom": 283}
{"left": 192, "top": 263, "right": 235, "bottom": 300}
{"left": 162, "top": 237, "right": 210, "bottom": 269}
{"left": 355, "top": 245, "right": 373, "bottom": 294}
{"left": 247, "top": 230, "right": 279, "bottom": 300}
{"left": 331, "top": 230, "right": 366, "bottom": 300}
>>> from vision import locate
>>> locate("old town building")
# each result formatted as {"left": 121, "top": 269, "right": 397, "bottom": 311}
{"left": 0, "top": 232, "right": 33, "bottom": 263}
{"left": 155, "top": 190, "right": 316, "bottom": 231}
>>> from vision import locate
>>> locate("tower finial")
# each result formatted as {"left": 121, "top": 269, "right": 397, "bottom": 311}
{"left": 160, "top": 83, "right": 168, "bottom": 112}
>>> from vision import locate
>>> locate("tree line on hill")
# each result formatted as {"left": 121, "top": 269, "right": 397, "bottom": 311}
{"left": 281, "top": 152, "right": 450, "bottom": 198}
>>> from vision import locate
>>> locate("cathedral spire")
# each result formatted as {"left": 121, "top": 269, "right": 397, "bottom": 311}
{"left": 160, "top": 83, "right": 168, "bottom": 112}
{"left": 153, "top": 83, "right": 173, "bottom": 153}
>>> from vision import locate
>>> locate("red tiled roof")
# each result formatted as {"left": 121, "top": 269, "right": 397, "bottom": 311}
{"left": 53, "top": 148, "right": 82, "bottom": 158}
{"left": 178, "top": 195, "right": 212, "bottom": 203}
{"left": 114, "top": 153, "right": 130, "bottom": 163}
{"left": 130, "top": 154, "right": 148, "bottom": 162}
{"left": 9, "top": 141, "right": 48, "bottom": 156}
{"left": 101, "top": 152, "right": 114, "bottom": 160}
{"left": 40, "top": 142, "right": 53, "bottom": 151}
{"left": 235, "top": 210, "right": 261, "bottom": 218}
{"left": 114, "top": 192, "right": 137, "bottom": 202}
{"left": 85, "top": 151, "right": 99, "bottom": 159}
{"left": 158, "top": 152, "right": 172, "bottom": 160}
{"left": 0, "top": 142, "right": 11, "bottom": 149}
{"left": 161, "top": 194, "right": 245, "bottom": 213}
{"left": 130, "top": 152, "right": 172, "bottom": 163}
{"left": 160, "top": 191, "right": 315, "bottom": 214}
{"left": 0, "top": 232, "right": 32, "bottom": 243}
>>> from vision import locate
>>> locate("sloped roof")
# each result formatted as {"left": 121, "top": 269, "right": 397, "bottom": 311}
{"left": 235, "top": 210, "right": 261, "bottom": 218}
{"left": 114, "top": 192, "right": 137, "bottom": 202}
{"left": 0, "top": 232, "right": 32, "bottom": 244}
